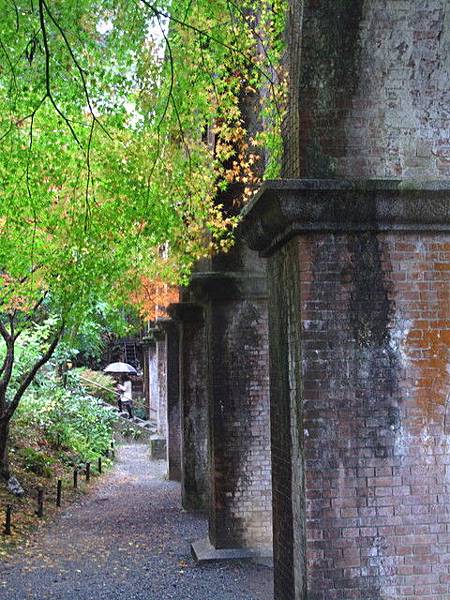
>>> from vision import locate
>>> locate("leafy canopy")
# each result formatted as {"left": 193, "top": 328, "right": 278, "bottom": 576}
{"left": 0, "top": 0, "right": 287, "bottom": 327}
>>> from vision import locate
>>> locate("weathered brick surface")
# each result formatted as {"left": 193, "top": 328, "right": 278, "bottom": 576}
{"left": 301, "top": 232, "right": 450, "bottom": 599}
{"left": 175, "top": 305, "right": 209, "bottom": 510}
{"left": 280, "top": 0, "right": 302, "bottom": 178}
{"left": 251, "top": 1, "right": 450, "bottom": 596}
{"left": 284, "top": 0, "right": 450, "bottom": 178}
{"left": 265, "top": 230, "right": 450, "bottom": 599}
{"left": 183, "top": 240, "right": 273, "bottom": 551}
{"left": 182, "top": 320, "right": 209, "bottom": 510}
{"left": 145, "top": 342, "right": 158, "bottom": 422}
{"left": 267, "top": 239, "right": 305, "bottom": 598}
{"left": 163, "top": 321, "right": 181, "bottom": 482}
{"left": 208, "top": 294, "right": 272, "bottom": 550}
{"left": 155, "top": 335, "right": 167, "bottom": 438}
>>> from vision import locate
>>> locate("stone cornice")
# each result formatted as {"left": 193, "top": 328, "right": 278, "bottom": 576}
{"left": 240, "top": 179, "right": 450, "bottom": 257}
{"left": 190, "top": 271, "right": 267, "bottom": 300}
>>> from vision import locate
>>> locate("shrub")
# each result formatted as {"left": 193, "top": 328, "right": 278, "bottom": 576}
{"left": 17, "top": 448, "right": 55, "bottom": 478}
{"left": 76, "top": 368, "right": 117, "bottom": 405}
{"left": 13, "top": 371, "right": 117, "bottom": 464}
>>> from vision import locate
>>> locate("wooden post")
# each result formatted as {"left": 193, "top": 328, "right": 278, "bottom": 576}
{"left": 98, "top": 457, "right": 102, "bottom": 474}
{"left": 36, "top": 488, "right": 44, "bottom": 518}
{"left": 73, "top": 468, "right": 78, "bottom": 489}
{"left": 85, "top": 462, "right": 91, "bottom": 482}
{"left": 4, "top": 505, "right": 12, "bottom": 535}
{"left": 56, "top": 480, "right": 62, "bottom": 507}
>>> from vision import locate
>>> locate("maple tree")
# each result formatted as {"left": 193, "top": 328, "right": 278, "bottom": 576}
{"left": 0, "top": 0, "right": 287, "bottom": 479}
{"left": 131, "top": 278, "right": 179, "bottom": 322}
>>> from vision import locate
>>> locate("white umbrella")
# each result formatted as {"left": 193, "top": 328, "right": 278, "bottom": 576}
{"left": 103, "top": 362, "right": 138, "bottom": 375}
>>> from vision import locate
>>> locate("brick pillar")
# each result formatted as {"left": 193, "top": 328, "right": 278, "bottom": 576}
{"left": 142, "top": 337, "right": 157, "bottom": 422}
{"left": 190, "top": 266, "right": 273, "bottom": 560}
{"left": 284, "top": 0, "right": 450, "bottom": 180}
{"left": 242, "top": 180, "right": 450, "bottom": 600}
{"left": 148, "top": 325, "right": 168, "bottom": 460}
{"left": 168, "top": 302, "right": 209, "bottom": 510}
{"left": 154, "top": 325, "right": 167, "bottom": 439}
{"left": 158, "top": 319, "right": 181, "bottom": 481}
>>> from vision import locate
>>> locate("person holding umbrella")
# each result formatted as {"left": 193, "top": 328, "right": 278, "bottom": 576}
{"left": 116, "top": 375, "right": 133, "bottom": 419}
{"left": 103, "top": 362, "right": 137, "bottom": 419}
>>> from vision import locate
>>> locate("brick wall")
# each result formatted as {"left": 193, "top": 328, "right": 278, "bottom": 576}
{"left": 164, "top": 321, "right": 181, "bottom": 481}
{"left": 240, "top": 181, "right": 450, "bottom": 598}
{"left": 264, "top": 228, "right": 450, "bottom": 599}
{"left": 267, "top": 239, "right": 306, "bottom": 598}
{"left": 255, "top": 1, "right": 450, "bottom": 596}
{"left": 298, "top": 231, "right": 450, "bottom": 599}
{"left": 284, "top": 0, "right": 450, "bottom": 178}
{"left": 280, "top": 0, "right": 302, "bottom": 178}
{"left": 177, "top": 307, "right": 209, "bottom": 510}
{"left": 208, "top": 295, "right": 273, "bottom": 550}
{"left": 147, "top": 343, "right": 158, "bottom": 422}
{"left": 156, "top": 336, "right": 167, "bottom": 438}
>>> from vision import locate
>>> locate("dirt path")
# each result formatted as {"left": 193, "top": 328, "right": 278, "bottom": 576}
{"left": 0, "top": 444, "right": 273, "bottom": 600}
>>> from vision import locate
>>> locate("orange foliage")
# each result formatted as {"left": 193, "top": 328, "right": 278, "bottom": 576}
{"left": 0, "top": 273, "right": 41, "bottom": 313}
{"left": 130, "top": 277, "right": 180, "bottom": 321}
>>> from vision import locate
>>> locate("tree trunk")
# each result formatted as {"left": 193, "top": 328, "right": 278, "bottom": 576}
{"left": 0, "top": 320, "right": 63, "bottom": 481}
{"left": 0, "top": 418, "right": 10, "bottom": 480}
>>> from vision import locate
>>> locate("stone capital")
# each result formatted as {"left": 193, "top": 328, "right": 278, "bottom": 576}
{"left": 155, "top": 317, "right": 178, "bottom": 337}
{"left": 148, "top": 323, "right": 166, "bottom": 341}
{"left": 141, "top": 335, "right": 156, "bottom": 349}
{"left": 240, "top": 179, "right": 450, "bottom": 257}
{"left": 167, "top": 302, "right": 204, "bottom": 324}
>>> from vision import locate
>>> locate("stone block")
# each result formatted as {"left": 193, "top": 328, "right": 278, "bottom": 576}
{"left": 149, "top": 435, "right": 166, "bottom": 460}
{"left": 191, "top": 537, "right": 272, "bottom": 563}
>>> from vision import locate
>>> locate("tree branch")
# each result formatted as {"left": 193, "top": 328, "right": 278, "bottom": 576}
{"left": 6, "top": 322, "right": 64, "bottom": 419}
{"left": 154, "top": 17, "right": 192, "bottom": 170}
{"left": 41, "top": 0, "right": 113, "bottom": 141}
{"left": 38, "top": 0, "right": 82, "bottom": 148}
{"left": 154, "top": 11, "right": 174, "bottom": 133}
{"left": 0, "top": 318, "right": 14, "bottom": 409}
{"left": 139, "top": 0, "right": 276, "bottom": 88}
{"left": 13, "top": 291, "right": 49, "bottom": 341}
{"left": 0, "top": 36, "right": 18, "bottom": 93}
{"left": 8, "top": 0, "right": 20, "bottom": 33}
{"left": 26, "top": 111, "right": 38, "bottom": 276}
{"left": 84, "top": 116, "right": 95, "bottom": 231}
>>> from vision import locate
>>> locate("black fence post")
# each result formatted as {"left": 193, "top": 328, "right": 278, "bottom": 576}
{"left": 36, "top": 488, "right": 44, "bottom": 518}
{"left": 98, "top": 457, "right": 102, "bottom": 474}
{"left": 73, "top": 468, "right": 78, "bottom": 489}
{"left": 4, "top": 505, "right": 12, "bottom": 535}
{"left": 56, "top": 480, "right": 62, "bottom": 507}
{"left": 85, "top": 462, "right": 91, "bottom": 482}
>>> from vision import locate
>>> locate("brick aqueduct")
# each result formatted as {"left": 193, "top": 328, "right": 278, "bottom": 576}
{"left": 141, "top": 2, "right": 450, "bottom": 599}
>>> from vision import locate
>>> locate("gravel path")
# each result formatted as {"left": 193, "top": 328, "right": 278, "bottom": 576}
{"left": 0, "top": 444, "right": 273, "bottom": 600}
